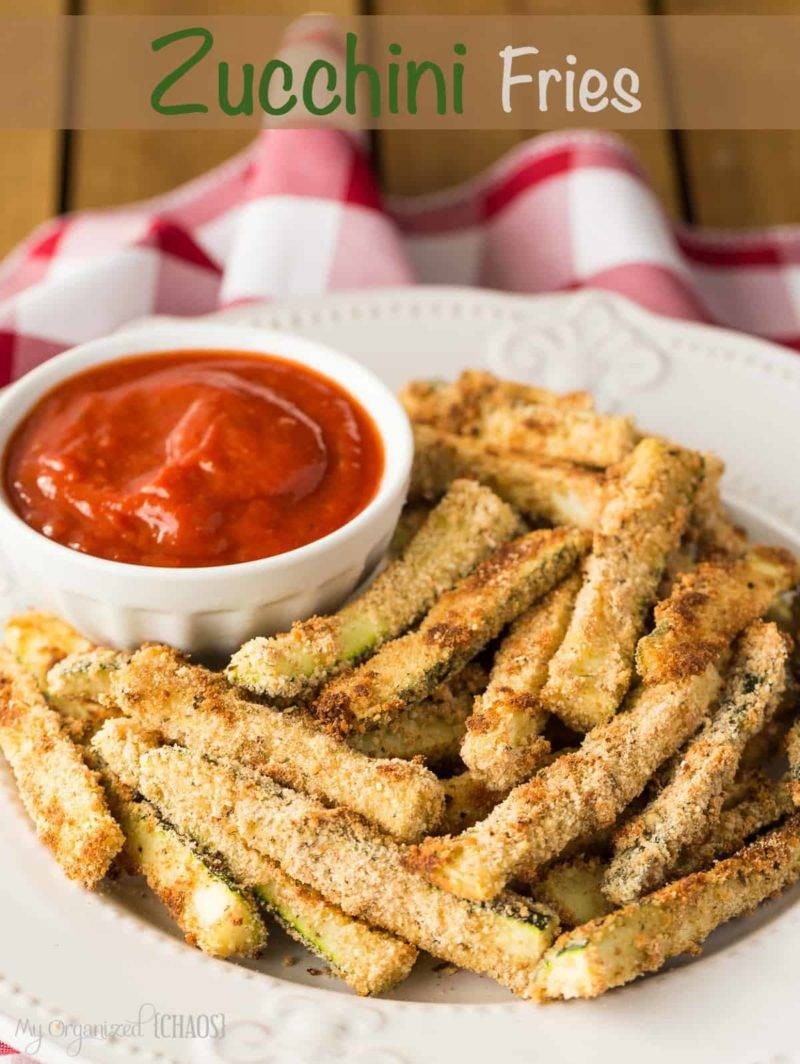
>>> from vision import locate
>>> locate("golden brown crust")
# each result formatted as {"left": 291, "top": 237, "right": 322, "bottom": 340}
{"left": 315, "top": 528, "right": 590, "bottom": 732}
{"left": 540, "top": 438, "right": 704, "bottom": 732}
{"left": 462, "top": 572, "right": 581, "bottom": 790}
{"left": 0, "top": 648, "right": 123, "bottom": 888}
{"left": 409, "top": 424, "right": 606, "bottom": 530}
{"left": 406, "top": 665, "right": 723, "bottom": 901}
{"left": 112, "top": 645, "right": 444, "bottom": 842}
{"left": 636, "top": 547, "right": 799, "bottom": 685}
{"left": 605, "top": 621, "right": 790, "bottom": 904}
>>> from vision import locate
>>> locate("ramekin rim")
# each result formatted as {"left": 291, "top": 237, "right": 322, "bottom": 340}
{"left": 0, "top": 322, "right": 412, "bottom": 583}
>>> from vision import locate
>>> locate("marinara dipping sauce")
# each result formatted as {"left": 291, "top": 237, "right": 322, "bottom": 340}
{"left": 3, "top": 351, "right": 384, "bottom": 568}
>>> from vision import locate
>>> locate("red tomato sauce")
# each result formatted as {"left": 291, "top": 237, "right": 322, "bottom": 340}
{"left": 3, "top": 350, "right": 384, "bottom": 568}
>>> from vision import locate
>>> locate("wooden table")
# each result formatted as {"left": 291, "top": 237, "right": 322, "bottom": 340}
{"left": 2, "top": 0, "right": 799, "bottom": 260}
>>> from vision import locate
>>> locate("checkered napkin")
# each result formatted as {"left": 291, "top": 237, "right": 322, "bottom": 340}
{"left": 1, "top": 126, "right": 800, "bottom": 388}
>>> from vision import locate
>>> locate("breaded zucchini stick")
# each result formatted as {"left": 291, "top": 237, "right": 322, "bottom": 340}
{"left": 540, "top": 438, "right": 704, "bottom": 732}
{"left": 531, "top": 771, "right": 794, "bottom": 928}
{"left": 387, "top": 502, "right": 431, "bottom": 559}
{"left": 437, "top": 772, "right": 509, "bottom": 836}
{"left": 673, "top": 772, "right": 794, "bottom": 877}
{"left": 111, "top": 644, "right": 444, "bottom": 842}
{"left": 786, "top": 718, "right": 800, "bottom": 806}
{"left": 349, "top": 665, "right": 486, "bottom": 763}
{"left": 400, "top": 372, "right": 593, "bottom": 429}
{"left": 635, "top": 548, "right": 798, "bottom": 686}
{"left": 9, "top": 617, "right": 269, "bottom": 958}
{"left": 135, "top": 743, "right": 560, "bottom": 999}
{"left": 227, "top": 479, "right": 520, "bottom": 701}
{"left": 93, "top": 721, "right": 416, "bottom": 995}
{"left": 402, "top": 374, "right": 636, "bottom": 468}
{"left": 462, "top": 572, "right": 581, "bottom": 790}
{"left": 315, "top": 527, "right": 590, "bottom": 733}
{"left": 532, "top": 856, "right": 612, "bottom": 929}
{"left": 605, "top": 621, "right": 790, "bottom": 904}
{"left": 407, "top": 664, "right": 724, "bottom": 901}
{"left": 4, "top": 611, "right": 92, "bottom": 688}
{"left": 475, "top": 404, "right": 636, "bottom": 469}
{"left": 410, "top": 425, "right": 606, "bottom": 531}
{"left": 114, "top": 791, "right": 267, "bottom": 958}
{"left": 534, "top": 815, "right": 800, "bottom": 1001}
{"left": 0, "top": 648, "right": 123, "bottom": 888}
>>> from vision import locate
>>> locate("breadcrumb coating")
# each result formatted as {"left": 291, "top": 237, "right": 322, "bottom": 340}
{"left": 540, "top": 438, "right": 704, "bottom": 732}
{"left": 407, "top": 665, "right": 723, "bottom": 901}
{"left": 227, "top": 479, "right": 520, "bottom": 701}
{"left": 400, "top": 371, "right": 593, "bottom": 427}
{"left": 534, "top": 815, "right": 800, "bottom": 1000}
{"left": 410, "top": 425, "right": 606, "bottom": 530}
{"left": 93, "top": 720, "right": 416, "bottom": 995}
{"left": 112, "top": 644, "right": 444, "bottom": 842}
{"left": 605, "top": 621, "right": 790, "bottom": 904}
{"left": 401, "top": 372, "right": 636, "bottom": 468}
{"left": 636, "top": 547, "right": 799, "bottom": 685}
{"left": 0, "top": 648, "right": 123, "bottom": 888}
{"left": 136, "top": 743, "right": 559, "bottom": 999}
{"left": 350, "top": 664, "right": 487, "bottom": 763}
{"left": 4, "top": 611, "right": 91, "bottom": 688}
{"left": 462, "top": 572, "right": 581, "bottom": 791}
{"left": 786, "top": 717, "right": 800, "bottom": 807}
{"left": 315, "top": 527, "right": 590, "bottom": 732}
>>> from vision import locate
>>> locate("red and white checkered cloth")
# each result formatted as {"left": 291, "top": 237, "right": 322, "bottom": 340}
{"left": 2, "top": 126, "right": 800, "bottom": 388}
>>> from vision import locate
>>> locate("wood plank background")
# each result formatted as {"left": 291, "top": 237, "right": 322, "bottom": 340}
{"left": 1, "top": 0, "right": 799, "bottom": 258}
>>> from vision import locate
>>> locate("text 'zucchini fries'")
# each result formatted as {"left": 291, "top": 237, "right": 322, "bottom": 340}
{"left": 228, "top": 479, "right": 520, "bottom": 701}
{"left": 540, "top": 438, "right": 704, "bottom": 732}
{"left": 2, "top": 367, "right": 799, "bottom": 1004}
{"left": 315, "top": 526, "right": 590, "bottom": 732}
{"left": 109, "top": 644, "right": 445, "bottom": 842}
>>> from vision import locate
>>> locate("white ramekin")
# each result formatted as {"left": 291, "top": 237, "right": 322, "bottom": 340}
{"left": 0, "top": 323, "right": 412, "bottom": 655}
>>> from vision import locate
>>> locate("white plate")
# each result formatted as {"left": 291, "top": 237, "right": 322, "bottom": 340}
{"left": 1, "top": 287, "right": 799, "bottom": 1064}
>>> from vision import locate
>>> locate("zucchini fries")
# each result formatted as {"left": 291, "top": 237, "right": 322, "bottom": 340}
{"left": 535, "top": 815, "right": 800, "bottom": 1001}
{"left": 787, "top": 718, "right": 800, "bottom": 806}
{"left": 315, "top": 527, "right": 590, "bottom": 732}
{"left": 349, "top": 664, "right": 486, "bottom": 763}
{"left": 410, "top": 425, "right": 606, "bottom": 530}
{"left": 93, "top": 720, "right": 417, "bottom": 995}
{"left": 401, "top": 371, "right": 636, "bottom": 468}
{"left": 5, "top": 365, "right": 800, "bottom": 1005}
{"left": 135, "top": 742, "right": 560, "bottom": 999}
{"left": 605, "top": 621, "right": 790, "bottom": 904}
{"left": 461, "top": 572, "right": 581, "bottom": 791}
{"left": 110, "top": 644, "right": 445, "bottom": 842}
{"left": 7, "top": 612, "right": 268, "bottom": 959}
{"left": 541, "top": 438, "right": 704, "bottom": 732}
{"left": 407, "top": 664, "right": 724, "bottom": 901}
{"left": 0, "top": 647, "right": 123, "bottom": 888}
{"left": 228, "top": 479, "right": 520, "bottom": 701}
{"left": 635, "top": 547, "right": 799, "bottom": 685}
